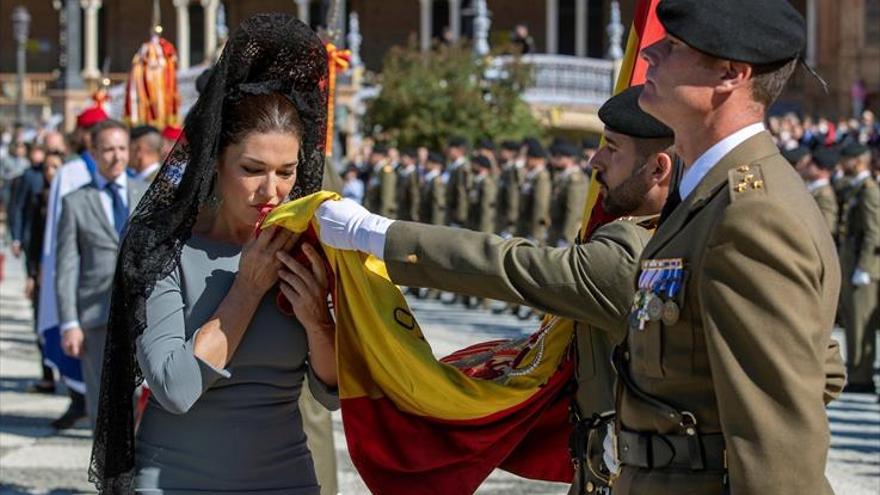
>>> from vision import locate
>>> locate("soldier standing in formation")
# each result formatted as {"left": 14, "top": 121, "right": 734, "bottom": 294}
{"left": 396, "top": 149, "right": 421, "bottom": 222}
{"left": 837, "top": 142, "right": 880, "bottom": 394}
{"left": 364, "top": 143, "right": 397, "bottom": 218}
{"left": 791, "top": 146, "right": 839, "bottom": 235}
{"left": 466, "top": 155, "right": 498, "bottom": 235}
{"left": 496, "top": 140, "right": 524, "bottom": 237}
{"left": 548, "top": 141, "right": 589, "bottom": 247}
{"left": 615, "top": 0, "right": 844, "bottom": 492}
{"left": 516, "top": 141, "right": 552, "bottom": 244}
{"left": 445, "top": 137, "right": 471, "bottom": 228}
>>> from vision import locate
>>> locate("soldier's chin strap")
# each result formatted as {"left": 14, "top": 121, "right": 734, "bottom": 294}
{"left": 800, "top": 57, "right": 829, "bottom": 95}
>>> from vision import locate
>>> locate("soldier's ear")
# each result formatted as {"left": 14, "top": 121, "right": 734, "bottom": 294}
{"left": 650, "top": 152, "right": 674, "bottom": 185}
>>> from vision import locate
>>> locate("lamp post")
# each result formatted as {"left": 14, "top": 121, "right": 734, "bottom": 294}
{"left": 12, "top": 6, "right": 31, "bottom": 124}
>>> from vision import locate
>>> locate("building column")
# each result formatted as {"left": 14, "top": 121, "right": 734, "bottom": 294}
{"left": 545, "top": 0, "right": 558, "bottom": 54}
{"left": 80, "top": 0, "right": 102, "bottom": 80}
{"left": 174, "top": 0, "right": 191, "bottom": 70}
{"left": 449, "top": 0, "right": 461, "bottom": 41}
{"left": 806, "top": 0, "right": 817, "bottom": 67}
{"left": 420, "top": 0, "right": 433, "bottom": 52}
{"left": 296, "top": 0, "right": 310, "bottom": 25}
{"left": 60, "top": 0, "right": 84, "bottom": 90}
{"left": 201, "top": 0, "right": 219, "bottom": 63}
{"left": 575, "top": 0, "right": 587, "bottom": 57}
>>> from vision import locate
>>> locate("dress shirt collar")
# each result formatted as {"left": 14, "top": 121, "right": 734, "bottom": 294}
{"left": 94, "top": 170, "right": 128, "bottom": 192}
{"left": 852, "top": 170, "right": 872, "bottom": 187}
{"left": 679, "top": 122, "right": 766, "bottom": 200}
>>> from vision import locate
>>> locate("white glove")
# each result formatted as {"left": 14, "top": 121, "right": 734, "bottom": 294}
{"left": 315, "top": 198, "right": 394, "bottom": 260}
{"left": 602, "top": 426, "right": 621, "bottom": 475}
{"left": 852, "top": 268, "right": 872, "bottom": 287}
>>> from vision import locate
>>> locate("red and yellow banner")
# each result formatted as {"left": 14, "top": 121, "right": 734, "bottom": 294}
{"left": 579, "top": 0, "right": 666, "bottom": 240}
{"left": 264, "top": 192, "right": 575, "bottom": 494}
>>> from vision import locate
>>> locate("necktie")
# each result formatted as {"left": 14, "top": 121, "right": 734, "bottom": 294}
{"left": 105, "top": 182, "right": 129, "bottom": 236}
{"left": 658, "top": 158, "right": 684, "bottom": 225}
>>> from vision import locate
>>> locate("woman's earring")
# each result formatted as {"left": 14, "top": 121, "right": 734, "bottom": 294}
{"left": 207, "top": 172, "right": 223, "bottom": 209}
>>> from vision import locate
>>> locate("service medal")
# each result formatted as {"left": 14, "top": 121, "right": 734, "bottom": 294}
{"left": 661, "top": 300, "right": 680, "bottom": 326}
{"left": 645, "top": 295, "right": 663, "bottom": 321}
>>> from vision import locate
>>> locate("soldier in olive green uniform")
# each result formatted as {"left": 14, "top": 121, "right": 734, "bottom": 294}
{"left": 396, "top": 149, "right": 421, "bottom": 222}
{"left": 419, "top": 151, "right": 447, "bottom": 226}
{"left": 837, "top": 142, "right": 880, "bottom": 393}
{"left": 445, "top": 136, "right": 471, "bottom": 227}
{"left": 364, "top": 144, "right": 398, "bottom": 218}
{"left": 466, "top": 155, "right": 498, "bottom": 234}
{"left": 790, "top": 147, "right": 839, "bottom": 236}
{"left": 496, "top": 140, "right": 525, "bottom": 236}
{"left": 516, "top": 142, "right": 552, "bottom": 244}
{"left": 612, "top": 1, "right": 845, "bottom": 493}
{"left": 548, "top": 141, "right": 589, "bottom": 247}
{"left": 314, "top": 86, "right": 679, "bottom": 493}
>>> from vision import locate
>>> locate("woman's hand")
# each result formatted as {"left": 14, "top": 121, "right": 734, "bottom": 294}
{"left": 276, "top": 244, "right": 334, "bottom": 331}
{"left": 237, "top": 226, "right": 296, "bottom": 295}
{"left": 277, "top": 243, "right": 337, "bottom": 387}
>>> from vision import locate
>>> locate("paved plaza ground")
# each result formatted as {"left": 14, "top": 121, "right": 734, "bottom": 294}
{"left": 1, "top": 246, "right": 878, "bottom": 494}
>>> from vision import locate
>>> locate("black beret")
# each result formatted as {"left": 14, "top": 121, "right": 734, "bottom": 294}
{"left": 657, "top": 0, "right": 805, "bottom": 64}
{"left": 811, "top": 147, "right": 840, "bottom": 170}
{"left": 551, "top": 140, "right": 578, "bottom": 157}
{"left": 840, "top": 142, "right": 870, "bottom": 158}
{"left": 522, "top": 136, "right": 542, "bottom": 150}
{"left": 130, "top": 125, "right": 160, "bottom": 140}
{"left": 427, "top": 151, "right": 445, "bottom": 165}
{"left": 372, "top": 143, "right": 389, "bottom": 155}
{"left": 501, "top": 139, "right": 521, "bottom": 151}
{"left": 448, "top": 136, "right": 468, "bottom": 148}
{"left": 526, "top": 141, "right": 547, "bottom": 159}
{"left": 582, "top": 136, "right": 600, "bottom": 150}
{"left": 781, "top": 146, "right": 810, "bottom": 165}
{"left": 598, "top": 85, "right": 674, "bottom": 139}
{"left": 400, "top": 147, "right": 418, "bottom": 159}
{"left": 476, "top": 138, "right": 496, "bottom": 150}
{"left": 471, "top": 154, "right": 492, "bottom": 169}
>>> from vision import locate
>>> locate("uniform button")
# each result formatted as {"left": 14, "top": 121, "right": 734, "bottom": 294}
{"left": 586, "top": 481, "right": 595, "bottom": 493}
{"left": 406, "top": 254, "right": 418, "bottom": 263}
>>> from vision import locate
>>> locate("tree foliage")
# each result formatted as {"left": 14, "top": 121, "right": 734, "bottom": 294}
{"left": 364, "top": 41, "right": 542, "bottom": 151}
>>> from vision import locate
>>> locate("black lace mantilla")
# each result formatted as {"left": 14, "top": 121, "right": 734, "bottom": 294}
{"left": 89, "top": 14, "right": 328, "bottom": 493}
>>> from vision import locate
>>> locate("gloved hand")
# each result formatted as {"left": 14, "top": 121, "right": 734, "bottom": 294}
{"left": 315, "top": 198, "right": 394, "bottom": 259}
{"left": 852, "top": 268, "right": 872, "bottom": 287}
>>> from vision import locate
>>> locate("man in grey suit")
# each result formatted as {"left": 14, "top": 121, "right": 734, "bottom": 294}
{"left": 56, "top": 119, "right": 147, "bottom": 427}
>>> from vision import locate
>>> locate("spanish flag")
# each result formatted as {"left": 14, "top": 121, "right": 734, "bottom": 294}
{"left": 580, "top": 0, "right": 666, "bottom": 240}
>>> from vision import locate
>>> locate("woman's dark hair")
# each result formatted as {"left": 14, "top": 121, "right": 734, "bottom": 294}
{"left": 220, "top": 92, "right": 305, "bottom": 151}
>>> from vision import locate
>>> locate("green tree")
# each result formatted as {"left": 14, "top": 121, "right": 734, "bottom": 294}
{"left": 364, "top": 41, "right": 542, "bottom": 151}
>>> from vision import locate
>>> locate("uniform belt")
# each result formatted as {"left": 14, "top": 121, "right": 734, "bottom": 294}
{"left": 617, "top": 429, "right": 726, "bottom": 471}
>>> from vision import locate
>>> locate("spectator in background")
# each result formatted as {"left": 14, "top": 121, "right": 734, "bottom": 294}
{"left": 130, "top": 125, "right": 163, "bottom": 182}
{"left": 341, "top": 163, "right": 365, "bottom": 204}
{"left": 10, "top": 149, "right": 65, "bottom": 395}
{"left": 1, "top": 140, "right": 29, "bottom": 212}
{"left": 851, "top": 78, "right": 867, "bottom": 118}
{"left": 511, "top": 23, "right": 535, "bottom": 54}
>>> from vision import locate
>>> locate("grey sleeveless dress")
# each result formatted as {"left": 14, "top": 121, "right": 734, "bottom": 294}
{"left": 133, "top": 235, "right": 338, "bottom": 494}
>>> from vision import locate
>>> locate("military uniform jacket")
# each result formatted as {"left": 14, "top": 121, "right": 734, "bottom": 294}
{"left": 445, "top": 158, "right": 472, "bottom": 226}
{"left": 808, "top": 180, "right": 838, "bottom": 237}
{"left": 548, "top": 167, "right": 589, "bottom": 247}
{"left": 496, "top": 162, "right": 524, "bottom": 234}
{"left": 365, "top": 161, "right": 398, "bottom": 218}
{"left": 466, "top": 174, "right": 498, "bottom": 233}
{"left": 396, "top": 165, "right": 421, "bottom": 222}
{"left": 616, "top": 132, "right": 843, "bottom": 495}
{"left": 838, "top": 174, "right": 880, "bottom": 279}
{"left": 419, "top": 170, "right": 446, "bottom": 226}
{"left": 516, "top": 167, "right": 552, "bottom": 243}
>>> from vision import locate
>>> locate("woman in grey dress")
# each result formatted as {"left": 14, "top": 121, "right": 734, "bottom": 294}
{"left": 90, "top": 15, "right": 338, "bottom": 494}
